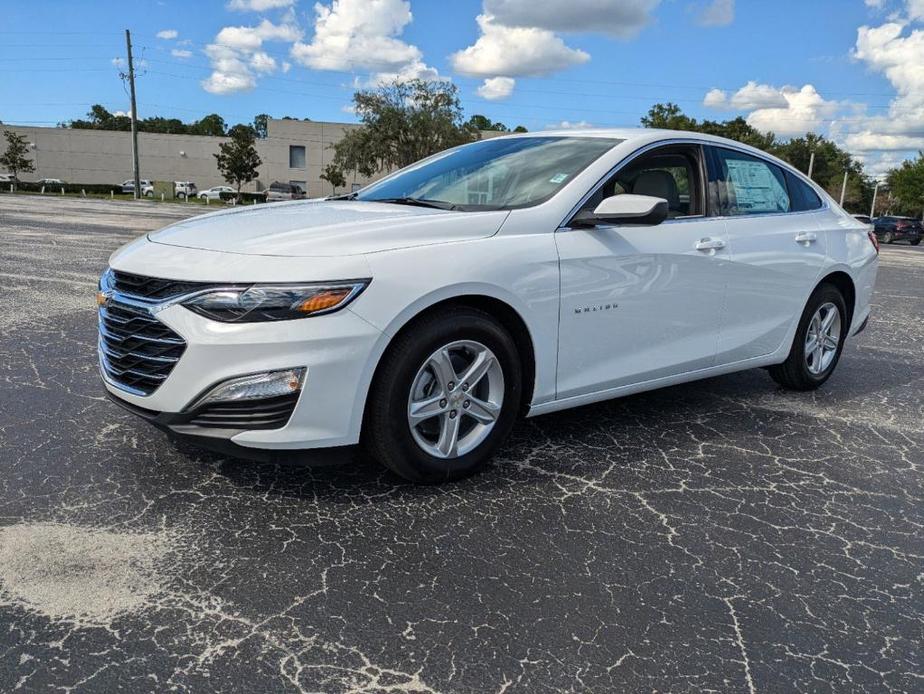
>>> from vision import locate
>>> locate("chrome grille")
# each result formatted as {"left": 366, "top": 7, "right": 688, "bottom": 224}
{"left": 98, "top": 301, "right": 185, "bottom": 396}
{"left": 111, "top": 270, "right": 211, "bottom": 302}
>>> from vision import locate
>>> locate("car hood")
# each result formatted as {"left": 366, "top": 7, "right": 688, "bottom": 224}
{"left": 148, "top": 199, "right": 510, "bottom": 257}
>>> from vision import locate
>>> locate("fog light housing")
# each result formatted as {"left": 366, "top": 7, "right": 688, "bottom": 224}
{"left": 187, "top": 367, "right": 306, "bottom": 410}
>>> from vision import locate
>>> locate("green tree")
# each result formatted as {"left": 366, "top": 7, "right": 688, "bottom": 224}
{"left": 332, "top": 79, "right": 478, "bottom": 177}
{"left": 886, "top": 152, "right": 924, "bottom": 217}
{"left": 0, "top": 130, "right": 35, "bottom": 189}
{"left": 214, "top": 124, "right": 262, "bottom": 198}
{"left": 253, "top": 113, "right": 269, "bottom": 139}
{"left": 467, "top": 114, "right": 509, "bottom": 132}
{"left": 190, "top": 114, "right": 227, "bottom": 137}
{"left": 513, "top": 125, "right": 529, "bottom": 133}
{"left": 320, "top": 162, "right": 346, "bottom": 194}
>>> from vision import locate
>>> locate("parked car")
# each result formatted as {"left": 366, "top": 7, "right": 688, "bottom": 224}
{"left": 99, "top": 129, "right": 878, "bottom": 482}
{"left": 121, "top": 179, "right": 152, "bottom": 194}
{"left": 39, "top": 177, "right": 66, "bottom": 186}
{"left": 174, "top": 181, "right": 198, "bottom": 199}
{"left": 266, "top": 181, "right": 306, "bottom": 201}
{"left": 198, "top": 185, "right": 236, "bottom": 201}
{"left": 0, "top": 173, "right": 15, "bottom": 183}
{"left": 872, "top": 216, "right": 922, "bottom": 245}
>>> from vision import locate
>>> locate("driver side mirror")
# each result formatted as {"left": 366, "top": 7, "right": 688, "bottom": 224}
{"left": 572, "top": 194, "right": 669, "bottom": 228}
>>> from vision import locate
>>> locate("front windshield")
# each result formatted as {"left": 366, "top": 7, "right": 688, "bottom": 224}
{"left": 356, "top": 136, "right": 621, "bottom": 210}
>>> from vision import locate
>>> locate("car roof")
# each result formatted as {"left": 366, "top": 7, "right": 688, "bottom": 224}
{"left": 494, "top": 127, "right": 805, "bottom": 175}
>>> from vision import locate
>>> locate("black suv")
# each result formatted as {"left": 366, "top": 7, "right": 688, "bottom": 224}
{"left": 872, "top": 216, "right": 922, "bottom": 245}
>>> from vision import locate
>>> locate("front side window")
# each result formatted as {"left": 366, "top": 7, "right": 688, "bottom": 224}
{"left": 577, "top": 145, "right": 705, "bottom": 219}
{"left": 713, "top": 148, "right": 790, "bottom": 216}
{"left": 357, "top": 136, "right": 621, "bottom": 210}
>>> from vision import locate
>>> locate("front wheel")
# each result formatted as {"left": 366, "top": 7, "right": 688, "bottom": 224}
{"left": 768, "top": 284, "right": 847, "bottom": 391}
{"left": 363, "top": 308, "right": 522, "bottom": 482}
{"left": 911, "top": 238, "right": 921, "bottom": 246}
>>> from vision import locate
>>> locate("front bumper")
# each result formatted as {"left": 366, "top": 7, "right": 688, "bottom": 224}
{"left": 101, "top": 301, "right": 385, "bottom": 450}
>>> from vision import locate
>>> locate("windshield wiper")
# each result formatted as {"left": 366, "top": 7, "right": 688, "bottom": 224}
{"left": 327, "top": 192, "right": 358, "bottom": 200}
{"left": 370, "top": 197, "right": 460, "bottom": 211}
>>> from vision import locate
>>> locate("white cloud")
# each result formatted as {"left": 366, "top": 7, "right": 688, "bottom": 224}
{"left": 477, "top": 76, "right": 516, "bottom": 100}
{"left": 696, "top": 0, "right": 735, "bottom": 27}
{"left": 703, "top": 81, "right": 789, "bottom": 110}
{"left": 452, "top": 14, "right": 589, "bottom": 78}
{"left": 111, "top": 57, "right": 125, "bottom": 69}
{"left": 250, "top": 51, "right": 277, "bottom": 73}
{"left": 156, "top": 29, "right": 178, "bottom": 40}
{"left": 290, "top": 0, "right": 440, "bottom": 82}
{"left": 227, "top": 0, "right": 294, "bottom": 10}
{"left": 171, "top": 48, "right": 193, "bottom": 59}
{"left": 549, "top": 120, "right": 594, "bottom": 129}
{"left": 483, "top": 0, "right": 660, "bottom": 38}
{"left": 838, "top": 16, "right": 924, "bottom": 158}
{"left": 215, "top": 18, "right": 301, "bottom": 50}
{"left": 703, "top": 82, "right": 841, "bottom": 137}
{"left": 203, "top": 18, "right": 300, "bottom": 94}
{"left": 746, "top": 85, "right": 841, "bottom": 136}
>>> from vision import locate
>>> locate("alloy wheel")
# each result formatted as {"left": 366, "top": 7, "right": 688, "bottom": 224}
{"left": 407, "top": 340, "right": 504, "bottom": 459}
{"left": 804, "top": 302, "right": 841, "bottom": 375}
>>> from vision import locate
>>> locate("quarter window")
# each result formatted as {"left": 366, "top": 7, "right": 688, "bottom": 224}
{"left": 289, "top": 145, "right": 306, "bottom": 169}
{"left": 785, "top": 171, "right": 823, "bottom": 211}
{"left": 713, "top": 148, "right": 790, "bottom": 216}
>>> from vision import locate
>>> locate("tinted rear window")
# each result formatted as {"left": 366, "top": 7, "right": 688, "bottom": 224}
{"left": 785, "top": 171, "right": 823, "bottom": 212}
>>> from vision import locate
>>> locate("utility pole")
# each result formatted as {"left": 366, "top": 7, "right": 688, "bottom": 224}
{"left": 807, "top": 150, "right": 816, "bottom": 180}
{"left": 125, "top": 29, "right": 141, "bottom": 200}
{"left": 870, "top": 181, "right": 879, "bottom": 219}
{"left": 839, "top": 170, "right": 848, "bottom": 207}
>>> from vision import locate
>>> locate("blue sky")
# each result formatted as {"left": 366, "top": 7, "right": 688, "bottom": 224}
{"left": 2, "top": 0, "right": 923, "bottom": 174}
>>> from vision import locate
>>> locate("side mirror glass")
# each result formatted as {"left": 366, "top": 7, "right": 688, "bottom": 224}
{"left": 573, "top": 194, "right": 669, "bottom": 227}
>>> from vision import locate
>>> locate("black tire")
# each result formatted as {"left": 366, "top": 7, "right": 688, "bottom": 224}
{"left": 911, "top": 238, "right": 921, "bottom": 246}
{"left": 882, "top": 232, "right": 893, "bottom": 244}
{"left": 363, "top": 307, "right": 522, "bottom": 483}
{"left": 768, "top": 284, "right": 848, "bottom": 391}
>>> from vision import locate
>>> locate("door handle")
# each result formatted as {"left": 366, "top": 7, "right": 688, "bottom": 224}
{"left": 695, "top": 237, "right": 726, "bottom": 251}
{"left": 795, "top": 232, "right": 817, "bottom": 244}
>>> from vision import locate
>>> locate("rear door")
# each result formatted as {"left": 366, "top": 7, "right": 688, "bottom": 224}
{"left": 708, "top": 146, "right": 827, "bottom": 363}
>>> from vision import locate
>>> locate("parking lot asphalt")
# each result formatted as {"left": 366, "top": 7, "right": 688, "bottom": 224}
{"left": 0, "top": 194, "right": 921, "bottom": 693}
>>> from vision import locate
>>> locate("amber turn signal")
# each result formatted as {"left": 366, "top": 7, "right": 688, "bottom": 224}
{"left": 293, "top": 288, "right": 353, "bottom": 314}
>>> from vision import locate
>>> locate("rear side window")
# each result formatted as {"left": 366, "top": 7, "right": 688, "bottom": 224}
{"left": 785, "top": 171, "right": 823, "bottom": 211}
{"left": 712, "top": 147, "right": 790, "bottom": 216}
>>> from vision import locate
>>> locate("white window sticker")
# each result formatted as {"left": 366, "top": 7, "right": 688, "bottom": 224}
{"left": 725, "top": 159, "right": 789, "bottom": 213}
{"left": 549, "top": 173, "right": 569, "bottom": 184}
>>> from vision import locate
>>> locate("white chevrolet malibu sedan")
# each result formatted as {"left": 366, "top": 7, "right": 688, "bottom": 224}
{"left": 99, "top": 129, "right": 879, "bottom": 481}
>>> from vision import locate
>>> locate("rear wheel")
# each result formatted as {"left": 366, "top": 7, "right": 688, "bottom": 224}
{"left": 363, "top": 308, "right": 521, "bottom": 483}
{"left": 882, "top": 232, "right": 894, "bottom": 244}
{"left": 768, "top": 284, "right": 847, "bottom": 391}
{"left": 911, "top": 238, "right": 921, "bottom": 246}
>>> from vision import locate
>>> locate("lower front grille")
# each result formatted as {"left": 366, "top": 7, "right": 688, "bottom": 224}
{"left": 98, "top": 302, "right": 186, "bottom": 395}
{"left": 187, "top": 393, "right": 299, "bottom": 430}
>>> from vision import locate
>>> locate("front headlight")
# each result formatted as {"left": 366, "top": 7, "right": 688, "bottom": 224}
{"left": 182, "top": 280, "right": 370, "bottom": 322}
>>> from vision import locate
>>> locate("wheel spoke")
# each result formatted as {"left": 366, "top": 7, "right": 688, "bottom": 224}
{"left": 427, "top": 349, "right": 457, "bottom": 391}
{"left": 436, "top": 412, "right": 461, "bottom": 458}
{"left": 812, "top": 345, "right": 823, "bottom": 368}
{"left": 465, "top": 396, "right": 500, "bottom": 424}
{"left": 821, "top": 307, "right": 838, "bottom": 333}
{"left": 458, "top": 350, "right": 494, "bottom": 390}
{"left": 805, "top": 335, "right": 819, "bottom": 354}
{"left": 409, "top": 394, "right": 447, "bottom": 425}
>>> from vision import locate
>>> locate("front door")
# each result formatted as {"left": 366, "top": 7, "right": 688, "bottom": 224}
{"left": 555, "top": 144, "right": 729, "bottom": 400}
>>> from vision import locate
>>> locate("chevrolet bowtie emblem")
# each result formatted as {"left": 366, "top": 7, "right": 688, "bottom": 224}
{"left": 96, "top": 290, "right": 112, "bottom": 308}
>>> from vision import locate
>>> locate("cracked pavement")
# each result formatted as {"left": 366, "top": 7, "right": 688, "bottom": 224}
{"left": 0, "top": 195, "right": 921, "bottom": 692}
